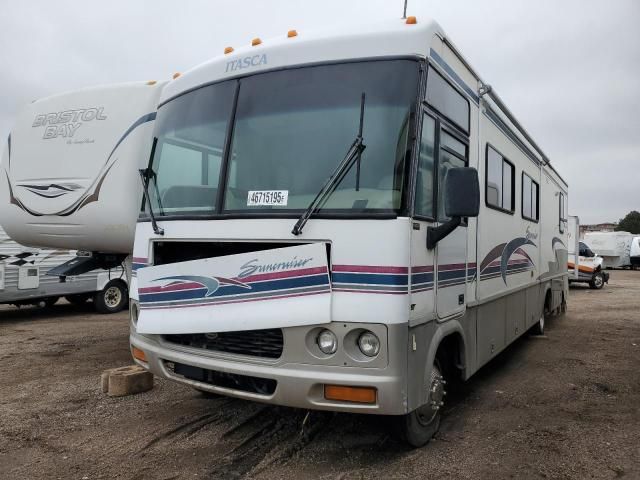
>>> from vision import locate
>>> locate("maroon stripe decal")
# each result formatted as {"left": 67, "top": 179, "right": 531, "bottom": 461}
{"left": 332, "top": 265, "right": 408, "bottom": 274}
{"left": 236, "top": 266, "right": 328, "bottom": 283}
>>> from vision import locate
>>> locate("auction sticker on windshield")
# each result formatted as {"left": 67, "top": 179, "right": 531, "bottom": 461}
{"left": 247, "top": 190, "right": 288, "bottom": 206}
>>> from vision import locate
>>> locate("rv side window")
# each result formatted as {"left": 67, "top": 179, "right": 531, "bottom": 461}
{"left": 485, "top": 145, "right": 514, "bottom": 213}
{"left": 522, "top": 173, "right": 539, "bottom": 222}
{"left": 437, "top": 131, "right": 468, "bottom": 221}
{"left": 414, "top": 114, "right": 436, "bottom": 218}
{"left": 426, "top": 69, "right": 470, "bottom": 133}
{"left": 559, "top": 192, "right": 566, "bottom": 232}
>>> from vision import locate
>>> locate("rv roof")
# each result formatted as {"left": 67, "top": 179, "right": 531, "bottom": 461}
{"left": 160, "top": 18, "right": 443, "bottom": 104}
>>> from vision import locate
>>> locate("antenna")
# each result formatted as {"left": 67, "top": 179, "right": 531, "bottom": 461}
{"left": 403, "top": 0, "right": 408, "bottom": 19}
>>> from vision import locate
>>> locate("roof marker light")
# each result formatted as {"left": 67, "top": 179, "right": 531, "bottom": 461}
{"left": 406, "top": 16, "right": 417, "bottom": 25}
{"left": 146, "top": 80, "right": 157, "bottom": 85}
{"left": 287, "top": 30, "right": 298, "bottom": 38}
{"left": 252, "top": 38, "right": 262, "bottom": 46}
{"left": 224, "top": 46, "right": 234, "bottom": 54}
{"left": 172, "top": 72, "right": 181, "bottom": 79}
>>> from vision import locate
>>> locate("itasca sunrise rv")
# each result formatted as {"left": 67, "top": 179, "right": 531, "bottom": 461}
{"left": 118, "top": 17, "right": 568, "bottom": 446}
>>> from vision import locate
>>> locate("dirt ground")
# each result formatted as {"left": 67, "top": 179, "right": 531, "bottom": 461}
{"left": 1, "top": 271, "right": 639, "bottom": 480}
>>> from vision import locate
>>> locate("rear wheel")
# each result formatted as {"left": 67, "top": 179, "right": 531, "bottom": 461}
{"left": 396, "top": 360, "right": 445, "bottom": 447}
{"left": 530, "top": 314, "right": 545, "bottom": 335}
{"left": 589, "top": 272, "right": 604, "bottom": 290}
{"left": 94, "top": 280, "right": 128, "bottom": 314}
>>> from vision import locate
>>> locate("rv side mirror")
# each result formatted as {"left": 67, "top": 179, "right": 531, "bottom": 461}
{"left": 444, "top": 167, "right": 480, "bottom": 218}
{"left": 427, "top": 167, "right": 480, "bottom": 249}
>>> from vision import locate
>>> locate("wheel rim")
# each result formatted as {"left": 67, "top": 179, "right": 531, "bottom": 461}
{"left": 594, "top": 275, "right": 603, "bottom": 287}
{"left": 416, "top": 363, "right": 445, "bottom": 426}
{"left": 104, "top": 286, "right": 122, "bottom": 308}
{"left": 539, "top": 315, "right": 545, "bottom": 332}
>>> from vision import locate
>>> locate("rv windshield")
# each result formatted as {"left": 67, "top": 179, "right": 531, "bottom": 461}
{"left": 146, "top": 59, "right": 420, "bottom": 217}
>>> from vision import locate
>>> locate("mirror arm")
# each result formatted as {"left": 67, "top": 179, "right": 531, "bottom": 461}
{"left": 427, "top": 216, "right": 461, "bottom": 250}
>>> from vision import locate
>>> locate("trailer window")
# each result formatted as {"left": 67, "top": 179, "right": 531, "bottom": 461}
{"left": 414, "top": 115, "right": 436, "bottom": 218}
{"left": 426, "top": 69, "right": 469, "bottom": 133}
{"left": 486, "top": 145, "right": 514, "bottom": 213}
{"left": 522, "top": 173, "right": 539, "bottom": 221}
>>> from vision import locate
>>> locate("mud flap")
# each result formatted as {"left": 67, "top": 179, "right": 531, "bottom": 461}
{"left": 136, "top": 243, "right": 331, "bottom": 334}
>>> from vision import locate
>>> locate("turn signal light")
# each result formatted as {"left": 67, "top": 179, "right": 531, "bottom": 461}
{"left": 287, "top": 30, "right": 298, "bottom": 38}
{"left": 131, "top": 346, "right": 147, "bottom": 363}
{"left": 224, "top": 46, "right": 234, "bottom": 54}
{"left": 252, "top": 38, "right": 262, "bottom": 46}
{"left": 324, "top": 385, "right": 377, "bottom": 404}
{"left": 406, "top": 16, "right": 417, "bottom": 25}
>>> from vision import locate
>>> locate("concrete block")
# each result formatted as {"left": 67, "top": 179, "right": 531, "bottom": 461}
{"left": 101, "top": 365, "right": 154, "bottom": 397}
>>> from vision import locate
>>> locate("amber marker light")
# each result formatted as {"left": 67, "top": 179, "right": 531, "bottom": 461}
{"left": 131, "top": 346, "right": 147, "bottom": 363}
{"left": 224, "top": 46, "right": 234, "bottom": 54}
{"left": 252, "top": 37, "right": 262, "bottom": 46}
{"left": 146, "top": 80, "right": 157, "bottom": 85}
{"left": 172, "top": 72, "right": 181, "bottom": 79}
{"left": 287, "top": 30, "right": 298, "bottom": 38}
{"left": 324, "top": 385, "right": 377, "bottom": 404}
{"left": 406, "top": 16, "right": 417, "bottom": 25}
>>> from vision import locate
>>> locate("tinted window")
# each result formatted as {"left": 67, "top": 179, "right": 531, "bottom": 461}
{"left": 522, "top": 173, "right": 539, "bottom": 221}
{"left": 415, "top": 115, "right": 436, "bottom": 218}
{"left": 426, "top": 69, "right": 470, "bottom": 132}
{"left": 438, "top": 132, "right": 467, "bottom": 221}
{"left": 486, "top": 145, "right": 514, "bottom": 213}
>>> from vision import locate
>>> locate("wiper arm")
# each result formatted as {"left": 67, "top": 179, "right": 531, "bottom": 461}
{"left": 139, "top": 168, "right": 165, "bottom": 236}
{"left": 291, "top": 93, "right": 366, "bottom": 236}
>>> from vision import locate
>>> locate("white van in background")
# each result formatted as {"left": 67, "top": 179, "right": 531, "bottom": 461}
{"left": 631, "top": 237, "right": 640, "bottom": 270}
{"left": 0, "top": 226, "right": 127, "bottom": 312}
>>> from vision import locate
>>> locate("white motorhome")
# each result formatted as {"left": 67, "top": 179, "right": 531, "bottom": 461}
{"left": 125, "top": 17, "right": 568, "bottom": 446}
{"left": 0, "top": 226, "right": 128, "bottom": 312}
{"left": 567, "top": 215, "right": 609, "bottom": 289}
{"left": 0, "top": 81, "right": 166, "bottom": 274}
{"left": 584, "top": 231, "right": 633, "bottom": 269}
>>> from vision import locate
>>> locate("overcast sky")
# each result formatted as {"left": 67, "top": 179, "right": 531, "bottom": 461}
{"left": 1, "top": 0, "right": 638, "bottom": 223}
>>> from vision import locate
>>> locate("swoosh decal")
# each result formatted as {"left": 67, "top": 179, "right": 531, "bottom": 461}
{"left": 153, "top": 275, "right": 251, "bottom": 297}
{"left": 500, "top": 238, "right": 536, "bottom": 284}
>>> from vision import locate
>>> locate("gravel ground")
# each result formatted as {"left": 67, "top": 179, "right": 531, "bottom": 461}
{"left": 1, "top": 271, "right": 639, "bottom": 479}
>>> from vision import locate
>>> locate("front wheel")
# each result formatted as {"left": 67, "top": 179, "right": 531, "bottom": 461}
{"left": 396, "top": 361, "right": 445, "bottom": 447}
{"left": 589, "top": 272, "right": 604, "bottom": 290}
{"left": 94, "top": 280, "right": 128, "bottom": 314}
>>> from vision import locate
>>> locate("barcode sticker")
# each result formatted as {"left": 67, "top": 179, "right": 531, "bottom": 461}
{"left": 247, "top": 190, "right": 289, "bottom": 206}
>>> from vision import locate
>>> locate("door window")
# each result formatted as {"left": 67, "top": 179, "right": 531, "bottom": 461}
{"left": 437, "top": 131, "right": 467, "bottom": 221}
{"left": 415, "top": 115, "right": 436, "bottom": 218}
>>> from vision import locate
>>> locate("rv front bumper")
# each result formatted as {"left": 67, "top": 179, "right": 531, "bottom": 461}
{"left": 129, "top": 323, "right": 409, "bottom": 415}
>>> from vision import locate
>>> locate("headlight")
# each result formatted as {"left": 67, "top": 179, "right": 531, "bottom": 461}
{"left": 317, "top": 329, "right": 337, "bottom": 355}
{"left": 358, "top": 331, "right": 380, "bottom": 357}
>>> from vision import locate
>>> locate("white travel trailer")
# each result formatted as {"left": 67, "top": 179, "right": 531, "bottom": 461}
{"left": 567, "top": 216, "right": 608, "bottom": 289}
{"left": 0, "top": 80, "right": 166, "bottom": 274}
{"left": 127, "top": 17, "right": 569, "bottom": 446}
{"left": 584, "top": 231, "right": 633, "bottom": 269}
{"left": 0, "top": 226, "right": 128, "bottom": 312}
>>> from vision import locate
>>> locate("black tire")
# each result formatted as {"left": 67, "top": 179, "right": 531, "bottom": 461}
{"left": 43, "top": 296, "right": 59, "bottom": 308}
{"left": 395, "top": 360, "right": 445, "bottom": 447}
{"left": 65, "top": 294, "right": 91, "bottom": 306}
{"left": 530, "top": 314, "right": 545, "bottom": 335}
{"left": 94, "top": 280, "right": 128, "bottom": 314}
{"left": 589, "top": 272, "right": 604, "bottom": 290}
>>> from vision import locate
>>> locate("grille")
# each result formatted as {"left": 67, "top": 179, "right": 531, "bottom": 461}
{"left": 166, "top": 361, "right": 277, "bottom": 395}
{"left": 163, "top": 328, "right": 284, "bottom": 359}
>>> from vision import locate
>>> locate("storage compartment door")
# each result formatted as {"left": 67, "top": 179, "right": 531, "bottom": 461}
{"left": 18, "top": 266, "right": 39, "bottom": 289}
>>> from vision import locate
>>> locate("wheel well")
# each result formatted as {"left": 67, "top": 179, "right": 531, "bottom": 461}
{"left": 104, "top": 278, "right": 128, "bottom": 291}
{"left": 436, "top": 333, "right": 465, "bottom": 381}
{"left": 544, "top": 288, "right": 552, "bottom": 313}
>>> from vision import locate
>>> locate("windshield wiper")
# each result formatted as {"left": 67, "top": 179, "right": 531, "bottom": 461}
{"left": 291, "top": 93, "right": 366, "bottom": 236}
{"left": 139, "top": 168, "right": 165, "bottom": 236}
